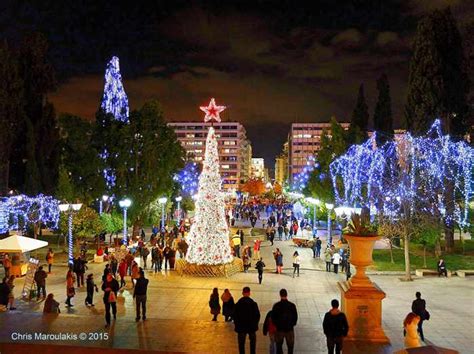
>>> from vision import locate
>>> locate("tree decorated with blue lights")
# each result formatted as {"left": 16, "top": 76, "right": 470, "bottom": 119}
{"left": 174, "top": 162, "right": 200, "bottom": 196}
{"left": 330, "top": 120, "right": 473, "bottom": 278}
{"left": 292, "top": 155, "right": 317, "bottom": 192}
{"left": 101, "top": 56, "right": 129, "bottom": 123}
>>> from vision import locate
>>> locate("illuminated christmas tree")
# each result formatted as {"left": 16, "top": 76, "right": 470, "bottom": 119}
{"left": 185, "top": 99, "right": 233, "bottom": 265}
{"left": 101, "top": 56, "right": 129, "bottom": 123}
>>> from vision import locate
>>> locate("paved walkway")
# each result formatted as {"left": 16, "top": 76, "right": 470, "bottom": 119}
{"left": 1, "top": 227, "right": 473, "bottom": 353}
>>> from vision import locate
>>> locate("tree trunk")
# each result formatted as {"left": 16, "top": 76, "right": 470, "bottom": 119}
{"left": 389, "top": 239, "right": 394, "bottom": 264}
{"left": 444, "top": 226, "right": 455, "bottom": 253}
{"left": 423, "top": 245, "right": 427, "bottom": 268}
{"left": 404, "top": 235, "right": 412, "bottom": 281}
{"left": 435, "top": 238, "right": 442, "bottom": 258}
{"left": 444, "top": 181, "right": 455, "bottom": 253}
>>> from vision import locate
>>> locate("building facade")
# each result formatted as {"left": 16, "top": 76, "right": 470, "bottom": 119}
{"left": 274, "top": 142, "right": 288, "bottom": 186}
{"left": 250, "top": 158, "right": 265, "bottom": 180}
{"left": 168, "top": 122, "right": 251, "bottom": 190}
{"left": 288, "top": 122, "right": 350, "bottom": 182}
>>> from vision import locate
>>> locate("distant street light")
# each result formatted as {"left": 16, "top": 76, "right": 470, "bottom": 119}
{"left": 158, "top": 197, "right": 168, "bottom": 231}
{"left": 58, "top": 203, "right": 83, "bottom": 266}
{"left": 99, "top": 194, "right": 109, "bottom": 215}
{"left": 118, "top": 198, "right": 132, "bottom": 245}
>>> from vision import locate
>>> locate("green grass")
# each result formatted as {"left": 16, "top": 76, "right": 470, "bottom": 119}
{"left": 372, "top": 247, "right": 474, "bottom": 272}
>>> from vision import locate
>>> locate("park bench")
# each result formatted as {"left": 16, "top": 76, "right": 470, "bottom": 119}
{"left": 456, "top": 270, "right": 474, "bottom": 278}
{"left": 415, "top": 269, "right": 452, "bottom": 277}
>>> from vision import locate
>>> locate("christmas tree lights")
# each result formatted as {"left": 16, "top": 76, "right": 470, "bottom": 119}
{"left": 330, "top": 120, "right": 473, "bottom": 227}
{"left": 101, "top": 56, "right": 129, "bottom": 123}
{"left": 185, "top": 126, "right": 233, "bottom": 265}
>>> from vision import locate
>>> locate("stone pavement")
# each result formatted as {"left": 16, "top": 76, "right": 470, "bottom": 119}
{"left": 1, "top": 231, "right": 473, "bottom": 353}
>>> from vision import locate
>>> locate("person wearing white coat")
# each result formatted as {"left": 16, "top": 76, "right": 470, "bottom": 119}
{"left": 332, "top": 252, "right": 341, "bottom": 274}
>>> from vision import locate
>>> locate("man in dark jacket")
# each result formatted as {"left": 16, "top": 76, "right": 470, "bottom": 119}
{"left": 271, "top": 289, "right": 298, "bottom": 354}
{"left": 133, "top": 270, "right": 149, "bottom": 322}
{"left": 411, "top": 291, "right": 427, "bottom": 341}
{"left": 73, "top": 256, "right": 87, "bottom": 288}
{"left": 255, "top": 258, "right": 265, "bottom": 284}
{"left": 34, "top": 266, "right": 48, "bottom": 299}
{"left": 233, "top": 286, "right": 260, "bottom": 354}
{"left": 323, "top": 299, "right": 349, "bottom": 354}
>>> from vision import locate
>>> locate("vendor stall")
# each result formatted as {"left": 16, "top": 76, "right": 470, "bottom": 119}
{"left": 0, "top": 235, "right": 48, "bottom": 276}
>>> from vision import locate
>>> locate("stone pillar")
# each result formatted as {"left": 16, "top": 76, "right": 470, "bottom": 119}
{"left": 338, "top": 280, "right": 390, "bottom": 343}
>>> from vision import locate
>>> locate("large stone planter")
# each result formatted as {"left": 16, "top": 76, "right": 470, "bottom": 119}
{"left": 338, "top": 234, "right": 389, "bottom": 344}
{"left": 345, "top": 234, "right": 379, "bottom": 288}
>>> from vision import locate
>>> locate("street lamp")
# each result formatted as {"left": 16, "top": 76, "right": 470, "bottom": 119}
{"left": 325, "top": 203, "right": 334, "bottom": 245}
{"left": 175, "top": 196, "right": 183, "bottom": 224}
{"left": 305, "top": 197, "right": 320, "bottom": 234}
{"left": 158, "top": 197, "right": 167, "bottom": 231}
{"left": 99, "top": 194, "right": 109, "bottom": 215}
{"left": 118, "top": 198, "right": 132, "bottom": 245}
{"left": 58, "top": 203, "right": 82, "bottom": 266}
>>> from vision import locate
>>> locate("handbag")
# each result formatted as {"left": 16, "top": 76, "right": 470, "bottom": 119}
{"left": 424, "top": 310, "right": 430, "bottom": 321}
{"left": 108, "top": 291, "right": 117, "bottom": 303}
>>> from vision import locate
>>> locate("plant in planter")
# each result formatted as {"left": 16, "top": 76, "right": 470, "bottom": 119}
{"left": 343, "top": 210, "right": 379, "bottom": 287}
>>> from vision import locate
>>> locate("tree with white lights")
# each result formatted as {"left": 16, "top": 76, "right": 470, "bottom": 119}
{"left": 185, "top": 98, "right": 233, "bottom": 265}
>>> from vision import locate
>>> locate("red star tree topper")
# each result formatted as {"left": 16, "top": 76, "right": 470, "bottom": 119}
{"left": 200, "top": 98, "right": 226, "bottom": 123}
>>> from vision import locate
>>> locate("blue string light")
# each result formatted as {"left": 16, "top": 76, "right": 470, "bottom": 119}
{"left": 101, "top": 56, "right": 129, "bottom": 123}
{"left": 174, "top": 162, "right": 200, "bottom": 195}
{"left": 330, "top": 120, "right": 473, "bottom": 227}
{"left": 0, "top": 194, "right": 60, "bottom": 233}
{"left": 292, "top": 155, "right": 317, "bottom": 192}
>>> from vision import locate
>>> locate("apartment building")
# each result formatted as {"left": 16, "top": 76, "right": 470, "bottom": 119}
{"left": 250, "top": 158, "right": 265, "bottom": 180}
{"left": 274, "top": 142, "right": 288, "bottom": 185}
{"left": 168, "top": 122, "right": 251, "bottom": 190}
{"left": 288, "top": 122, "right": 350, "bottom": 182}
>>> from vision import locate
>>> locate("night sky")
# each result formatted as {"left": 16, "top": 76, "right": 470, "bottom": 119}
{"left": 2, "top": 1, "right": 473, "bottom": 165}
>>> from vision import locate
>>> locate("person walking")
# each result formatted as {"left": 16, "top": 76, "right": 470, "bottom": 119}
{"left": 437, "top": 258, "right": 447, "bottom": 277}
{"left": 209, "top": 287, "right": 221, "bottom": 321}
{"left": 323, "top": 299, "right": 349, "bottom": 354}
{"left": 163, "top": 244, "right": 172, "bottom": 270}
{"left": 46, "top": 248, "right": 54, "bottom": 273}
{"left": 403, "top": 312, "right": 422, "bottom": 348}
{"left": 221, "top": 288, "right": 235, "bottom": 322}
{"left": 110, "top": 254, "right": 118, "bottom": 277}
{"left": 118, "top": 258, "right": 127, "bottom": 288}
{"left": 324, "top": 248, "right": 332, "bottom": 272}
{"left": 131, "top": 261, "right": 140, "bottom": 287}
{"left": 34, "top": 266, "right": 48, "bottom": 300}
{"left": 263, "top": 310, "right": 277, "bottom": 354}
{"left": 255, "top": 258, "right": 265, "bottom": 284}
{"left": 3, "top": 254, "right": 11, "bottom": 278}
{"left": 332, "top": 251, "right": 341, "bottom": 274}
{"left": 134, "top": 270, "right": 149, "bottom": 322}
{"left": 411, "top": 292, "right": 428, "bottom": 342}
{"left": 233, "top": 287, "right": 260, "bottom": 354}
{"left": 315, "top": 237, "right": 322, "bottom": 258}
{"left": 273, "top": 249, "right": 283, "bottom": 274}
{"left": 102, "top": 273, "right": 119, "bottom": 328}
{"left": 292, "top": 251, "right": 300, "bottom": 278}
{"left": 65, "top": 269, "right": 75, "bottom": 307}
{"left": 7, "top": 275, "right": 16, "bottom": 310}
{"left": 141, "top": 246, "right": 150, "bottom": 269}
{"left": 253, "top": 240, "right": 261, "bottom": 260}
{"left": 85, "top": 273, "right": 99, "bottom": 306}
{"left": 73, "top": 256, "right": 87, "bottom": 288}
{"left": 271, "top": 289, "right": 298, "bottom": 354}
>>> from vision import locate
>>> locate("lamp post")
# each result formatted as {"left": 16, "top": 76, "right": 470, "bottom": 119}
{"left": 118, "top": 198, "right": 132, "bottom": 245}
{"left": 175, "top": 196, "right": 182, "bottom": 224}
{"left": 325, "top": 203, "right": 334, "bottom": 245}
{"left": 158, "top": 197, "right": 167, "bottom": 231}
{"left": 99, "top": 194, "right": 109, "bottom": 215}
{"left": 58, "top": 203, "right": 83, "bottom": 266}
